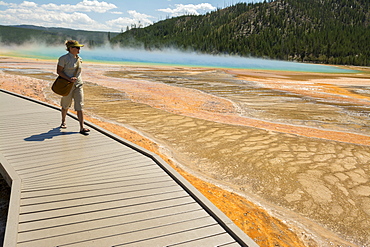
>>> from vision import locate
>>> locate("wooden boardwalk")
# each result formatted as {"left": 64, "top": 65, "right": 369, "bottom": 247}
{"left": 0, "top": 89, "right": 258, "bottom": 247}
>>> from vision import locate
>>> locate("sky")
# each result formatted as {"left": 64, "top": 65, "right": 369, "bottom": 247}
{"left": 0, "top": 0, "right": 260, "bottom": 32}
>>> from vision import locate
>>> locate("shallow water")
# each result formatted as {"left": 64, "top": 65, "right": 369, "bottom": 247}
{"left": 104, "top": 68, "right": 370, "bottom": 136}
{"left": 5, "top": 46, "right": 357, "bottom": 73}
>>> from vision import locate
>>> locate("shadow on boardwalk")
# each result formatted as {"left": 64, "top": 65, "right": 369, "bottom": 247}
{"left": 24, "top": 127, "right": 78, "bottom": 142}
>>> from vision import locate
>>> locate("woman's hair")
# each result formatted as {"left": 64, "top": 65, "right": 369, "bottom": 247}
{"left": 65, "top": 40, "right": 78, "bottom": 51}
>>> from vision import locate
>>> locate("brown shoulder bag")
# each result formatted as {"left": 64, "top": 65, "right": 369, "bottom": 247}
{"left": 52, "top": 58, "right": 80, "bottom": 96}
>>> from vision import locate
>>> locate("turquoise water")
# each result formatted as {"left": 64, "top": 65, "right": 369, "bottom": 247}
{"left": 5, "top": 46, "right": 356, "bottom": 73}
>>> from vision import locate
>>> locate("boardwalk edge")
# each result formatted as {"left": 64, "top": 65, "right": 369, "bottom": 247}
{"left": 0, "top": 153, "right": 21, "bottom": 247}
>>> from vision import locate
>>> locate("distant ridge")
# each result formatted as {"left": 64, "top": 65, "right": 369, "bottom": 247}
{"left": 0, "top": 25, "right": 119, "bottom": 47}
{"left": 111, "top": 0, "right": 370, "bottom": 66}
{"left": 12, "top": 25, "right": 49, "bottom": 31}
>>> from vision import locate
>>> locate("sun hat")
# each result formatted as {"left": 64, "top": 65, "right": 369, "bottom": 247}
{"left": 66, "top": 40, "right": 84, "bottom": 48}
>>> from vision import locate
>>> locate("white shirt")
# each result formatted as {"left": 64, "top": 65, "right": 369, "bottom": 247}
{"left": 58, "top": 52, "right": 83, "bottom": 86}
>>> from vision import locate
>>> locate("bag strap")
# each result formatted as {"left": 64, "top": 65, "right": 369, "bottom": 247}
{"left": 73, "top": 57, "right": 80, "bottom": 77}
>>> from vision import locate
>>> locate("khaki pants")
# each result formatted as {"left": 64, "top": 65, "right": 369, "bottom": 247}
{"left": 61, "top": 84, "right": 84, "bottom": 111}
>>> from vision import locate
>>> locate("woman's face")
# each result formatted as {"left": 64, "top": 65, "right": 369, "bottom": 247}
{"left": 70, "top": 46, "right": 81, "bottom": 55}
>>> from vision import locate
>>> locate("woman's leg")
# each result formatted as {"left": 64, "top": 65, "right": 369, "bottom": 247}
{"left": 77, "top": 110, "right": 84, "bottom": 131}
{"left": 61, "top": 108, "right": 68, "bottom": 128}
{"left": 74, "top": 86, "right": 89, "bottom": 134}
{"left": 60, "top": 88, "right": 73, "bottom": 128}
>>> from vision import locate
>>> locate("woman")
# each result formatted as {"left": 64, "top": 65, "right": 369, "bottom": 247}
{"left": 57, "top": 40, "right": 90, "bottom": 135}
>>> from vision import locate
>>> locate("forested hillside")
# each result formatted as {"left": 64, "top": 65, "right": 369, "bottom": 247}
{"left": 111, "top": 0, "right": 370, "bottom": 66}
{"left": 0, "top": 25, "right": 118, "bottom": 47}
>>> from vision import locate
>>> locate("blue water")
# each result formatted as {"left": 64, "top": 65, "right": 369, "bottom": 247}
{"left": 6, "top": 45, "right": 356, "bottom": 73}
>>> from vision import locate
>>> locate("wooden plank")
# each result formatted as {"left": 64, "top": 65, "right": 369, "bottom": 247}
{"left": 21, "top": 166, "right": 166, "bottom": 190}
{"left": 167, "top": 233, "right": 237, "bottom": 247}
{"left": 18, "top": 197, "right": 197, "bottom": 232}
{"left": 23, "top": 160, "right": 160, "bottom": 182}
{"left": 3, "top": 139, "right": 116, "bottom": 158}
{"left": 20, "top": 181, "right": 181, "bottom": 212}
{"left": 18, "top": 189, "right": 188, "bottom": 222}
{"left": 0, "top": 134, "right": 112, "bottom": 154}
{"left": 125, "top": 232, "right": 236, "bottom": 247}
{"left": 0, "top": 107, "right": 50, "bottom": 117}
{"left": 14, "top": 149, "right": 144, "bottom": 176}
{"left": 21, "top": 174, "right": 172, "bottom": 198}
{"left": 20, "top": 177, "right": 175, "bottom": 205}
{"left": 8, "top": 149, "right": 134, "bottom": 172}
{"left": 5, "top": 142, "right": 127, "bottom": 163}
{"left": 17, "top": 205, "right": 207, "bottom": 244}
{"left": 0, "top": 112, "right": 59, "bottom": 126}
{"left": 14, "top": 148, "right": 139, "bottom": 173}
{"left": 7, "top": 135, "right": 114, "bottom": 151}
{"left": 29, "top": 156, "right": 153, "bottom": 178}
{"left": 19, "top": 212, "right": 219, "bottom": 247}
{"left": 21, "top": 171, "right": 168, "bottom": 191}
{"left": 21, "top": 163, "right": 160, "bottom": 188}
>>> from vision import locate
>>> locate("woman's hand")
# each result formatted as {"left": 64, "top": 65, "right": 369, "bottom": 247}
{"left": 70, "top": 77, "right": 77, "bottom": 83}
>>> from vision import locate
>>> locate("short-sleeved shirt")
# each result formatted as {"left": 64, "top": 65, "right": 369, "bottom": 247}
{"left": 58, "top": 53, "right": 83, "bottom": 86}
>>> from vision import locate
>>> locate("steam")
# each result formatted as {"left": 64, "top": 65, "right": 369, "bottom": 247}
{"left": 0, "top": 43, "right": 355, "bottom": 73}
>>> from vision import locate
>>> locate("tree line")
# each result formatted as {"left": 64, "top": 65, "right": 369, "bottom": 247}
{"left": 111, "top": 0, "right": 370, "bottom": 66}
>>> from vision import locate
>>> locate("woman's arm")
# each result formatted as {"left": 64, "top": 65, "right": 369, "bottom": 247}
{"left": 57, "top": 65, "right": 77, "bottom": 83}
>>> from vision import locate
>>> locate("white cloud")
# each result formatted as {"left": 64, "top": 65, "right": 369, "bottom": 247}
{"left": 42, "top": 0, "right": 117, "bottom": 13}
{"left": 0, "top": 0, "right": 117, "bottom": 31}
{"left": 127, "top": 10, "right": 153, "bottom": 24}
{"left": 106, "top": 10, "right": 154, "bottom": 30}
{"left": 106, "top": 17, "right": 133, "bottom": 29}
{"left": 0, "top": 8, "right": 97, "bottom": 27}
{"left": 19, "top": 1, "right": 37, "bottom": 8}
{"left": 157, "top": 3, "right": 216, "bottom": 17}
{"left": 0, "top": 0, "right": 200, "bottom": 32}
